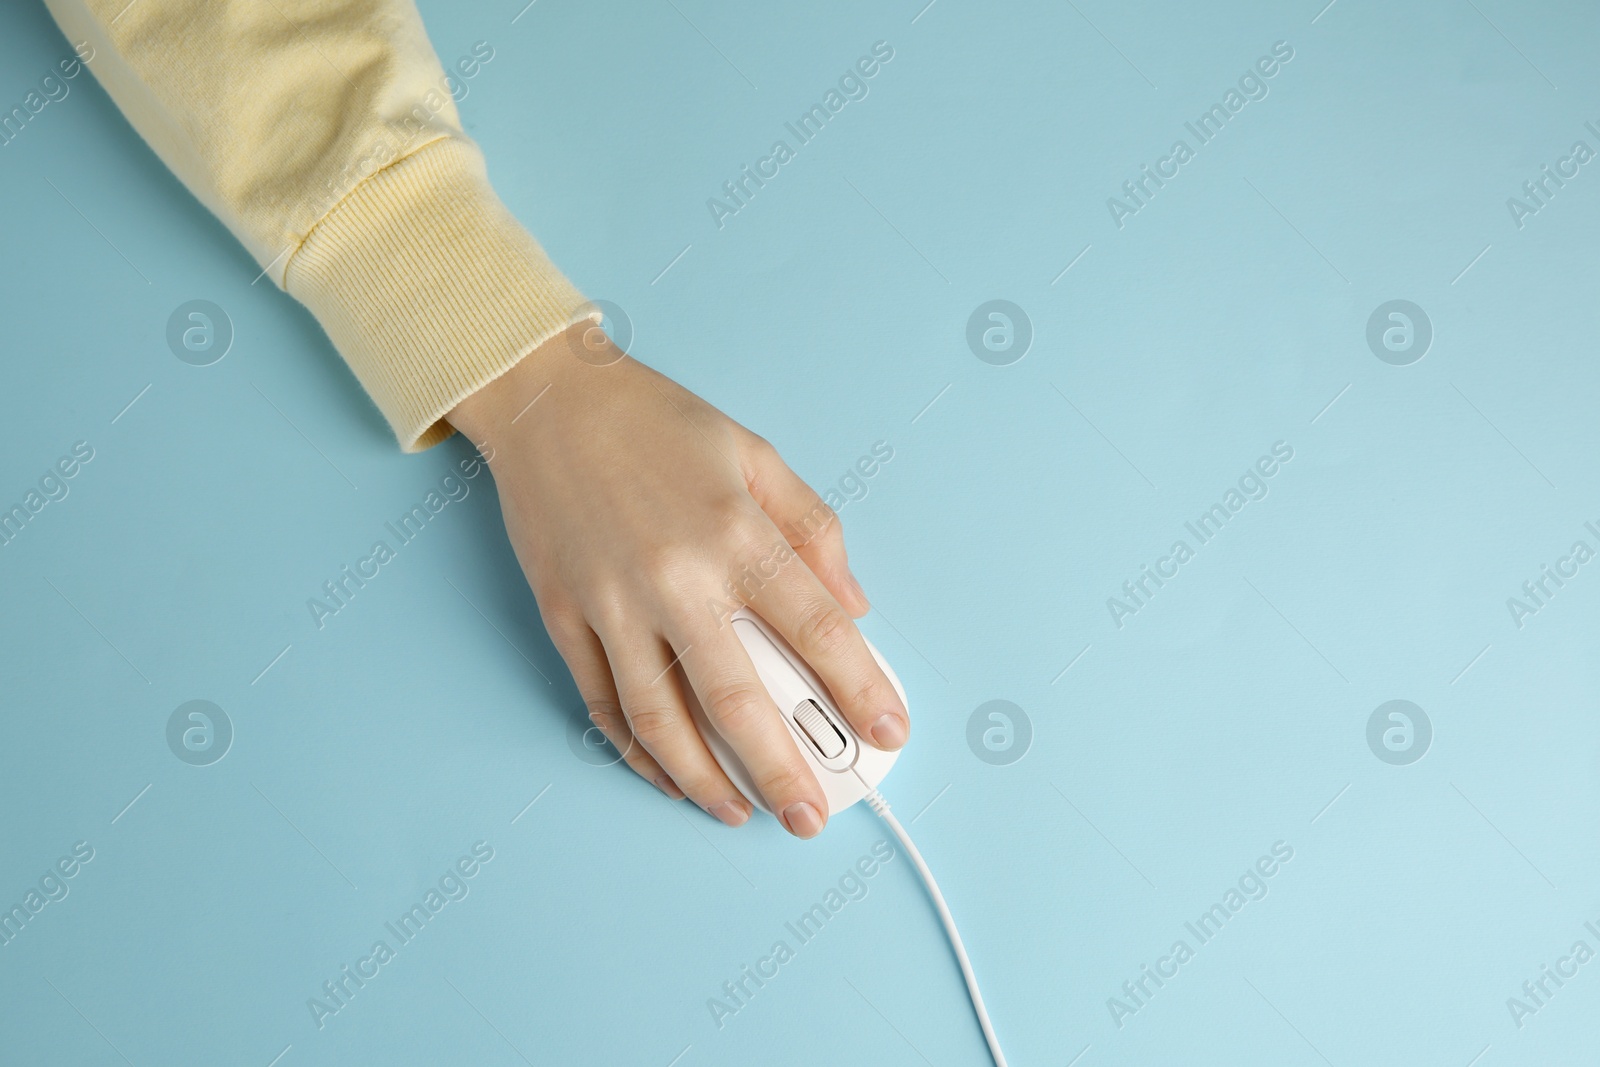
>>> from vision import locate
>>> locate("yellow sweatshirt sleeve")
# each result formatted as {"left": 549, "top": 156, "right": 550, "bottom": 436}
{"left": 43, "top": 0, "right": 591, "bottom": 451}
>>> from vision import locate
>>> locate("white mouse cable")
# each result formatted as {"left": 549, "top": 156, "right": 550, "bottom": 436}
{"left": 862, "top": 787, "right": 1009, "bottom": 1067}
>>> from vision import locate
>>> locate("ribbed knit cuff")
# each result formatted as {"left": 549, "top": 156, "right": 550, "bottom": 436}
{"left": 285, "top": 137, "right": 591, "bottom": 452}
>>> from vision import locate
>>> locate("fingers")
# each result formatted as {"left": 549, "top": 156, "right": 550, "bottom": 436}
{"left": 542, "top": 610, "right": 680, "bottom": 799}
{"left": 665, "top": 611, "right": 830, "bottom": 839}
{"left": 741, "top": 435, "right": 869, "bottom": 617}
{"left": 737, "top": 529, "right": 909, "bottom": 753}
{"left": 595, "top": 625, "right": 755, "bottom": 829}
{"left": 735, "top": 435, "right": 907, "bottom": 751}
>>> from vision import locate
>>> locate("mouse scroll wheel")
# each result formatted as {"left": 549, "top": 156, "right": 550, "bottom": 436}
{"left": 792, "top": 699, "right": 846, "bottom": 759}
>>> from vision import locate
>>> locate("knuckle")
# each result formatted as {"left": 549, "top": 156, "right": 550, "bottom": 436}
{"left": 847, "top": 675, "right": 894, "bottom": 714}
{"left": 777, "top": 494, "right": 836, "bottom": 548}
{"left": 538, "top": 598, "right": 589, "bottom": 646}
{"left": 726, "top": 536, "right": 793, "bottom": 591}
{"left": 641, "top": 539, "right": 698, "bottom": 583}
{"left": 672, "top": 760, "right": 726, "bottom": 802}
{"left": 584, "top": 584, "right": 632, "bottom": 635}
{"left": 665, "top": 760, "right": 718, "bottom": 799}
{"left": 721, "top": 508, "right": 774, "bottom": 556}
{"left": 798, "top": 603, "right": 855, "bottom": 658}
{"left": 752, "top": 759, "right": 814, "bottom": 806}
{"left": 585, "top": 698, "right": 626, "bottom": 736}
{"left": 797, "top": 500, "right": 840, "bottom": 547}
{"left": 744, "top": 431, "right": 778, "bottom": 460}
{"left": 740, "top": 434, "right": 782, "bottom": 480}
{"left": 624, "top": 702, "right": 681, "bottom": 748}
{"left": 621, "top": 748, "right": 657, "bottom": 780}
{"left": 702, "top": 679, "right": 771, "bottom": 733}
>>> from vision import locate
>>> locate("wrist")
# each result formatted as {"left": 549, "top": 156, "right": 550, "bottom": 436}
{"left": 446, "top": 320, "right": 600, "bottom": 445}
{"left": 282, "top": 138, "right": 592, "bottom": 452}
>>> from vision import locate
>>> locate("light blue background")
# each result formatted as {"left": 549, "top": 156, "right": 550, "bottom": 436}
{"left": 3, "top": 0, "right": 1599, "bottom": 1064}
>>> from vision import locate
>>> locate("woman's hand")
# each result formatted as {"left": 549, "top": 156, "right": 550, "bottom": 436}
{"left": 447, "top": 323, "right": 908, "bottom": 838}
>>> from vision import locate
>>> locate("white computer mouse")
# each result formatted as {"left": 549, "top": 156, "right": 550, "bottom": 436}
{"left": 683, "top": 606, "right": 904, "bottom": 818}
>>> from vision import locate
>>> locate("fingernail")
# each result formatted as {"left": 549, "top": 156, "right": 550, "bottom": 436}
{"left": 781, "top": 802, "right": 824, "bottom": 838}
{"left": 710, "top": 800, "right": 750, "bottom": 827}
{"left": 845, "top": 568, "right": 870, "bottom": 608}
{"left": 870, "top": 713, "right": 908, "bottom": 750}
{"left": 654, "top": 775, "right": 684, "bottom": 800}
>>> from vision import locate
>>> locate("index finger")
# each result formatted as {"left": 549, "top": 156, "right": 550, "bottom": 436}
{"left": 667, "top": 612, "right": 830, "bottom": 839}
{"left": 741, "top": 538, "right": 908, "bottom": 752}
